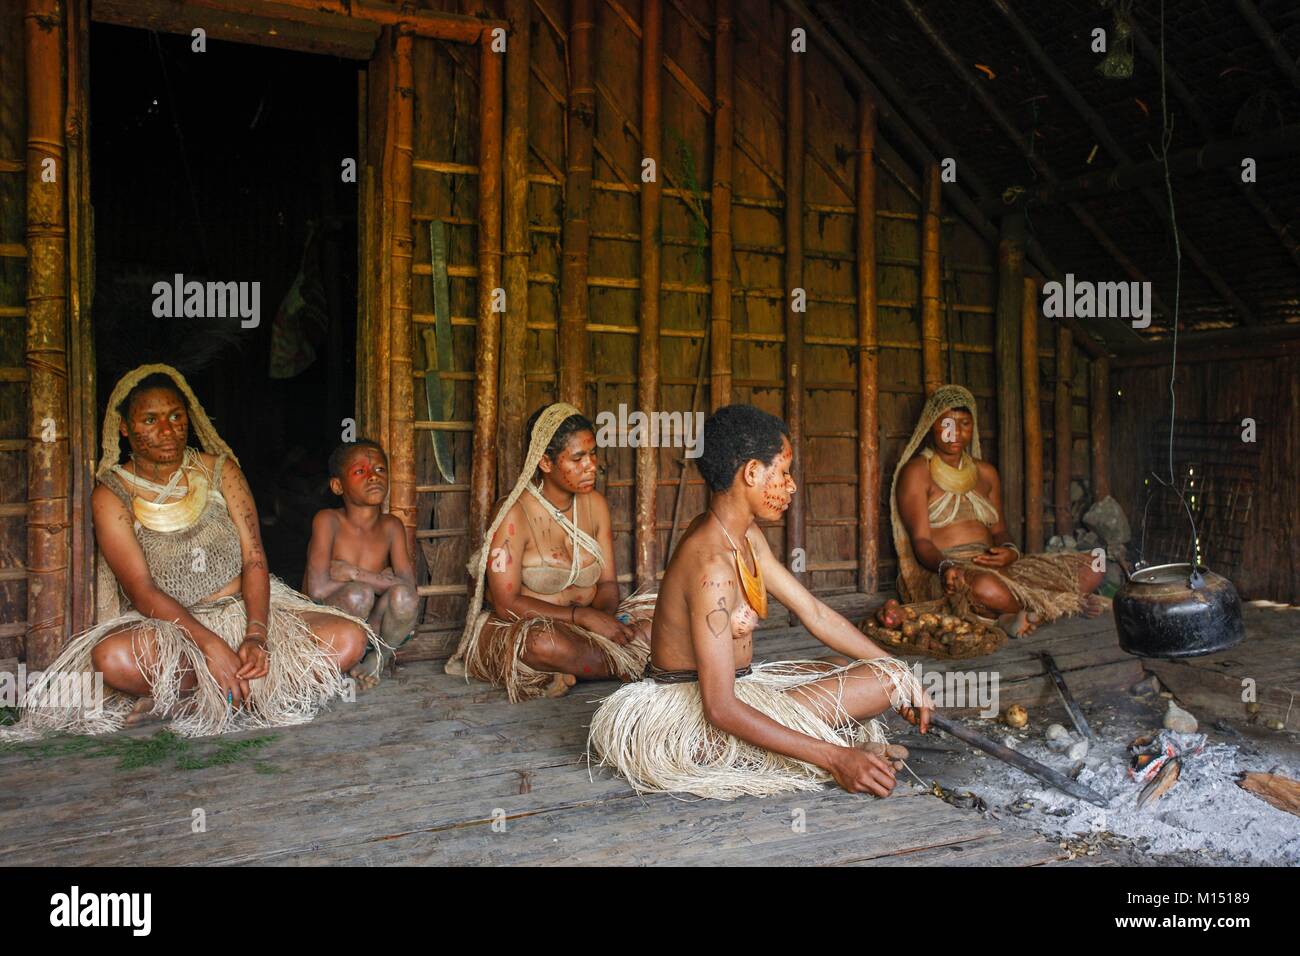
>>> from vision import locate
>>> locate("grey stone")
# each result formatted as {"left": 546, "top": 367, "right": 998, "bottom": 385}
{"left": 1129, "top": 674, "right": 1160, "bottom": 696}
{"left": 1061, "top": 534, "right": 1077, "bottom": 550}
{"left": 1045, "top": 723, "right": 1071, "bottom": 745}
{"left": 1076, "top": 530, "right": 1101, "bottom": 551}
{"left": 1164, "top": 699, "right": 1198, "bottom": 734}
{"left": 1047, "top": 535, "right": 1067, "bottom": 553}
{"left": 1067, "top": 739, "right": 1090, "bottom": 760}
{"left": 1083, "top": 495, "right": 1132, "bottom": 548}
{"left": 1070, "top": 480, "right": 1086, "bottom": 505}
{"left": 1002, "top": 735, "right": 1019, "bottom": 750}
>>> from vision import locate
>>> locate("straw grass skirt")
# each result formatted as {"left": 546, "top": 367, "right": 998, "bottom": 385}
{"left": 2, "top": 577, "right": 380, "bottom": 740}
{"left": 587, "top": 656, "right": 922, "bottom": 800}
{"left": 462, "top": 592, "right": 655, "bottom": 702}
{"left": 907, "top": 541, "right": 1094, "bottom": 623}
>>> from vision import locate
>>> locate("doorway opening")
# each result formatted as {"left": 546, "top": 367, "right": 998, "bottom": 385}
{"left": 90, "top": 23, "right": 360, "bottom": 586}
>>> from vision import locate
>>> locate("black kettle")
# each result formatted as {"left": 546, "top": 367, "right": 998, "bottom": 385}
{"left": 1113, "top": 562, "right": 1245, "bottom": 659}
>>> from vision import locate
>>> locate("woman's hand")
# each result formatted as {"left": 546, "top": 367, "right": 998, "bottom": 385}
{"left": 199, "top": 636, "right": 251, "bottom": 708}
{"left": 942, "top": 565, "right": 966, "bottom": 594}
{"left": 825, "top": 745, "right": 897, "bottom": 797}
{"left": 329, "top": 560, "right": 359, "bottom": 583}
{"left": 574, "top": 606, "right": 636, "bottom": 644}
{"left": 972, "top": 546, "right": 1017, "bottom": 569}
{"left": 236, "top": 637, "right": 270, "bottom": 681}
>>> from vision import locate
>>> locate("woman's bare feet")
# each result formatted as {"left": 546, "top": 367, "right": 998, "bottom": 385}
{"left": 998, "top": 609, "right": 1040, "bottom": 638}
{"left": 1081, "top": 594, "right": 1109, "bottom": 618}
{"left": 124, "top": 696, "right": 161, "bottom": 728}
{"left": 349, "top": 658, "right": 382, "bottom": 691}
{"left": 542, "top": 672, "right": 577, "bottom": 698}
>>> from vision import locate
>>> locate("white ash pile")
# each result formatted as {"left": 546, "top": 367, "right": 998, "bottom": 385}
{"left": 967, "top": 720, "right": 1300, "bottom": 865}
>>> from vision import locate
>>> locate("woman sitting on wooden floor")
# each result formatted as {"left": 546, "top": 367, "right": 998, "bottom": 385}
{"left": 445, "top": 403, "right": 654, "bottom": 701}
{"left": 883, "top": 383, "right": 1105, "bottom": 637}
{"left": 4, "top": 364, "right": 379, "bottom": 739}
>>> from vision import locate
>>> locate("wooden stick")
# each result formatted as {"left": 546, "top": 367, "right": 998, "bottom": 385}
{"left": 1054, "top": 324, "right": 1074, "bottom": 537}
{"left": 24, "top": 0, "right": 70, "bottom": 668}
{"left": 66, "top": 0, "right": 94, "bottom": 635}
{"left": 920, "top": 163, "right": 942, "bottom": 396}
{"left": 375, "top": 32, "right": 394, "bottom": 470}
{"left": 198, "top": 0, "right": 505, "bottom": 42}
{"left": 388, "top": 29, "right": 417, "bottom": 557}
{"left": 709, "top": 0, "right": 733, "bottom": 410}
{"left": 667, "top": 335, "right": 710, "bottom": 561}
{"left": 856, "top": 96, "right": 879, "bottom": 594}
{"left": 559, "top": 0, "right": 594, "bottom": 408}
{"left": 1089, "top": 357, "right": 1110, "bottom": 502}
{"left": 784, "top": 9, "right": 806, "bottom": 579}
{"left": 469, "top": 30, "right": 504, "bottom": 545}
{"left": 929, "top": 713, "right": 1108, "bottom": 806}
{"left": 1021, "top": 276, "right": 1044, "bottom": 554}
{"left": 995, "top": 212, "right": 1024, "bottom": 547}
{"left": 498, "top": 0, "right": 530, "bottom": 490}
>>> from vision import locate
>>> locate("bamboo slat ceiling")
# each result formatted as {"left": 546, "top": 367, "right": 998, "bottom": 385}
{"left": 823, "top": 0, "right": 1300, "bottom": 336}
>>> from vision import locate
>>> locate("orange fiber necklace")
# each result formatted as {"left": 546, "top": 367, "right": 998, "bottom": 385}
{"left": 710, "top": 510, "right": 767, "bottom": 619}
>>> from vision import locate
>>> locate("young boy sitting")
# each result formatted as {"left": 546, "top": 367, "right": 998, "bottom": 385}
{"left": 305, "top": 439, "right": 419, "bottom": 686}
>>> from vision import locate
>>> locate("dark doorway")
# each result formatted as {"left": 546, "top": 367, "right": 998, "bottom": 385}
{"left": 90, "top": 23, "right": 359, "bottom": 586}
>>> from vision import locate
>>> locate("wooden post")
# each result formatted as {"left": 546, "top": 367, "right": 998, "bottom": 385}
{"left": 634, "top": 0, "right": 663, "bottom": 590}
{"left": 995, "top": 212, "right": 1024, "bottom": 547}
{"left": 498, "top": 0, "right": 530, "bottom": 487}
{"left": 1021, "top": 276, "right": 1044, "bottom": 553}
{"left": 784, "top": 10, "right": 806, "bottom": 577}
{"left": 855, "top": 96, "right": 879, "bottom": 593}
{"left": 25, "top": 0, "right": 69, "bottom": 667}
{"left": 375, "top": 34, "right": 394, "bottom": 463}
{"left": 66, "top": 0, "right": 95, "bottom": 635}
{"left": 558, "top": 0, "right": 593, "bottom": 408}
{"left": 1090, "top": 356, "right": 1111, "bottom": 501}
{"left": 920, "top": 162, "right": 942, "bottom": 396}
{"left": 388, "top": 29, "right": 416, "bottom": 557}
{"left": 469, "top": 30, "right": 504, "bottom": 545}
{"left": 1054, "top": 324, "right": 1073, "bottom": 537}
{"left": 709, "top": 0, "right": 733, "bottom": 411}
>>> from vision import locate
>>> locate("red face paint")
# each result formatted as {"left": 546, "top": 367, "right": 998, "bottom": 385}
{"left": 339, "top": 446, "right": 389, "bottom": 504}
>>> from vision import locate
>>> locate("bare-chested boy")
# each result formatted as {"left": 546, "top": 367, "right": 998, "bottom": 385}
{"left": 588, "top": 404, "right": 934, "bottom": 800}
{"left": 305, "top": 440, "right": 419, "bottom": 685}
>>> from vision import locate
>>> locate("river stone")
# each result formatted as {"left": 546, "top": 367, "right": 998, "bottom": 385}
{"left": 1164, "top": 699, "right": 1199, "bottom": 734}
{"left": 1067, "top": 739, "right": 1089, "bottom": 760}
{"left": 1083, "top": 495, "right": 1132, "bottom": 548}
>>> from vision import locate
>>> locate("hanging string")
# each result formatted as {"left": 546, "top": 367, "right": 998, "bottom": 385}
{"left": 1137, "top": 0, "right": 1202, "bottom": 571}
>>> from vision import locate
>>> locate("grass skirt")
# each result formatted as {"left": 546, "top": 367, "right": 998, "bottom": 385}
{"left": 907, "top": 541, "right": 1092, "bottom": 623}
{"left": 587, "top": 656, "right": 921, "bottom": 800}
{"left": 1, "top": 577, "right": 380, "bottom": 740}
{"left": 463, "top": 592, "right": 655, "bottom": 702}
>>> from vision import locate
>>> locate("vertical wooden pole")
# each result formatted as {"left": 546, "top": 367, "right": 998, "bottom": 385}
{"left": 709, "top": 0, "right": 733, "bottom": 411}
{"left": 920, "top": 162, "right": 942, "bottom": 396}
{"left": 388, "top": 29, "right": 416, "bottom": 558}
{"left": 66, "top": 0, "right": 94, "bottom": 634}
{"left": 1021, "top": 276, "right": 1044, "bottom": 553}
{"left": 469, "top": 30, "right": 504, "bottom": 545}
{"left": 559, "top": 0, "right": 593, "bottom": 409}
{"left": 25, "top": 0, "right": 69, "bottom": 667}
{"left": 784, "top": 10, "right": 806, "bottom": 577}
{"left": 375, "top": 34, "right": 395, "bottom": 462}
{"left": 855, "top": 96, "right": 879, "bottom": 593}
{"left": 995, "top": 211, "right": 1025, "bottom": 547}
{"left": 498, "top": 0, "right": 530, "bottom": 487}
{"left": 1090, "top": 356, "right": 1111, "bottom": 500}
{"left": 1054, "top": 324, "right": 1074, "bottom": 536}
{"left": 635, "top": 0, "right": 663, "bottom": 590}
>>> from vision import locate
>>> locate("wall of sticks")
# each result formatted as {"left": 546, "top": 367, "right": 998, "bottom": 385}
{"left": 0, "top": 0, "right": 1109, "bottom": 663}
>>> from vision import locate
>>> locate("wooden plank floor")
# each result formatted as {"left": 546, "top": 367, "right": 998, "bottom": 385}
{"left": 0, "top": 600, "right": 1141, "bottom": 867}
{"left": 1142, "top": 601, "right": 1300, "bottom": 731}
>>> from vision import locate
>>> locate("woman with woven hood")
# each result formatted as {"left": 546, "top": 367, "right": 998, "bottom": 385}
{"left": 445, "top": 403, "right": 654, "bottom": 702}
{"left": 883, "top": 384, "right": 1105, "bottom": 637}
{"left": 6, "top": 364, "right": 379, "bottom": 739}
{"left": 588, "top": 404, "right": 931, "bottom": 801}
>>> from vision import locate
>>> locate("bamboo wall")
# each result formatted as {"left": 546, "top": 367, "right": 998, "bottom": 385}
{"left": 1111, "top": 350, "right": 1300, "bottom": 604}
{"left": 0, "top": 0, "right": 1117, "bottom": 659}
{"left": 0, "top": 3, "right": 27, "bottom": 659}
{"left": 402, "top": 0, "right": 1098, "bottom": 636}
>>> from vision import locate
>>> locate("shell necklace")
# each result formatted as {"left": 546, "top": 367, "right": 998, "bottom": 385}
{"left": 709, "top": 509, "right": 767, "bottom": 618}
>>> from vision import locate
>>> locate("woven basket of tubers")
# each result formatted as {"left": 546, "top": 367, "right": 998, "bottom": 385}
{"left": 859, "top": 598, "right": 1006, "bottom": 660}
